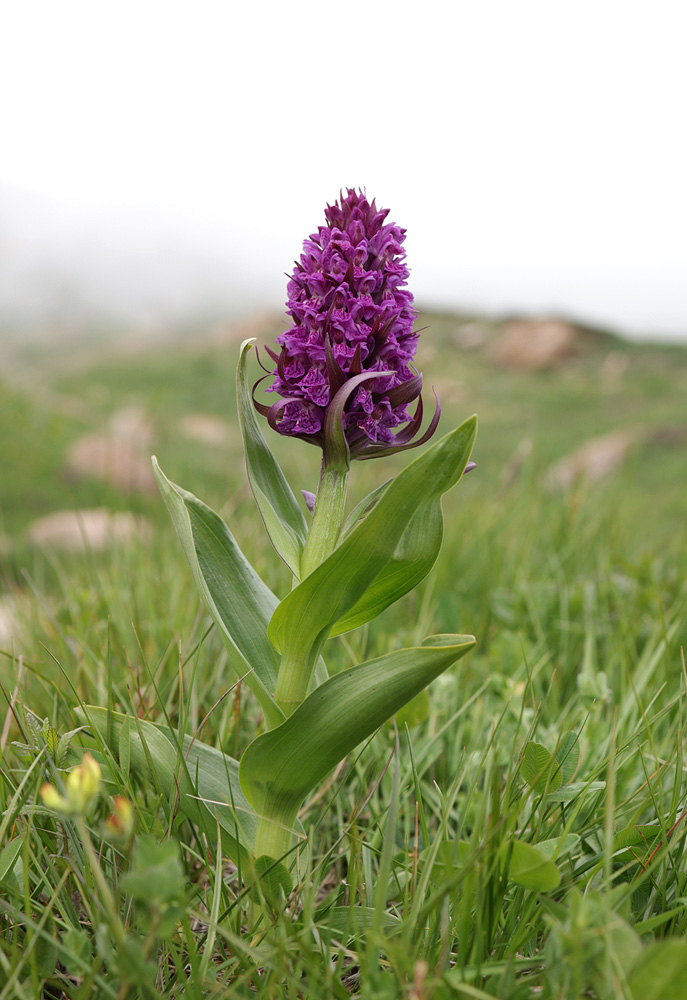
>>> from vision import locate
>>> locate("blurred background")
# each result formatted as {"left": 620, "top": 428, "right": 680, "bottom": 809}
{"left": 1, "top": 0, "right": 686, "bottom": 646}
{"left": 2, "top": 0, "right": 686, "bottom": 338}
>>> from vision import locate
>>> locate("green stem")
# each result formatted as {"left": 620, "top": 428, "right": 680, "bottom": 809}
{"left": 251, "top": 808, "right": 299, "bottom": 923}
{"left": 273, "top": 458, "right": 348, "bottom": 716}
{"left": 299, "top": 459, "right": 349, "bottom": 579}
{"left": 253, "top": 811, "right": 295, "bottom": 863}
{"left": 272, "top": 638, "right": 326, "bottom": 717}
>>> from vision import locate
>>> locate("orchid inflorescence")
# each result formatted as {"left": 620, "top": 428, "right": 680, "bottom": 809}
{"left": 81, "top": 189, "right": 477, "bottom": 911}
{"left": 256, "top": 188, "right": 439, "bottom": 461}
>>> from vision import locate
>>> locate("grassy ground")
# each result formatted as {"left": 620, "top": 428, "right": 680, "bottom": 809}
{"left": 1, "top": 314, "right": 686, "bottom": 997}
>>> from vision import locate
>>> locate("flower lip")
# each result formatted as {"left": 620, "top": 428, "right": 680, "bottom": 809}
{"left": 258, "top": 188, "right": 440, "bottom": 460}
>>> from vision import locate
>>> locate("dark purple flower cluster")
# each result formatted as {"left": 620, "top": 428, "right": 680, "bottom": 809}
{"left": 258, "top": 189, "right": 438, "bottom": 460}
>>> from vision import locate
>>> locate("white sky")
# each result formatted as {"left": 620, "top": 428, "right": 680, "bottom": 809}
{"left": 1, "top": 0, "right": 686, "bottom": 338}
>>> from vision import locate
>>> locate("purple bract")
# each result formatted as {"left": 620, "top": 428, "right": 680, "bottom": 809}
{"left": 256, "top": 189, "right": 439, "bottom": 461}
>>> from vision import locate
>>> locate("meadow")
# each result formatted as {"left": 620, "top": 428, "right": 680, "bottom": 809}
{"left": 1, "top": 313, "right": 686, "bottom": 998}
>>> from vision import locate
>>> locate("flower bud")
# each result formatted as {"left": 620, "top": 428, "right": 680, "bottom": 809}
{"left": 40, "top": 782, "right": 68, "bottom": 812}
{"left": 103, "top": 795, "right": 135, "bottom": 841}
{"left": 40, "top": 752, "right": 102, "bottom": 815}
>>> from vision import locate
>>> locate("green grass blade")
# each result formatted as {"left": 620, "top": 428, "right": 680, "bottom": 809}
{"left": 627, "top": 939, "right": 687, "bottom": 1000}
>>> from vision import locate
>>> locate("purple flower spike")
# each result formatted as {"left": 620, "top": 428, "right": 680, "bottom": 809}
{"left": 258, "top": 189, "right": 440, "bottom": 462}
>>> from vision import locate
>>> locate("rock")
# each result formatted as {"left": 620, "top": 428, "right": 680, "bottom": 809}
{"left": 490, "top": 318, "right": 577, "bottom": 371}
{"left": 179, "top": 413, "right": 230, "bottom": 446}
{"left": 108, "top": 407, "right": 155, "bottom": 448}
{"left": 545, "top": 431, "right": 639, "bottom": 492}
{"left": 66, "top": 434, "right": 156, "bottom": 493}
{"left": 429, "top": 378, "right": 466, "bottom": 407}
{"left": 452, "top": 322, "right": 487, "bottom": 350}
{"left": 648, "top": 425, "right": 687, "bottom": 447}
{"left": 26, "top": 509, "right": 153, "bottom": 552}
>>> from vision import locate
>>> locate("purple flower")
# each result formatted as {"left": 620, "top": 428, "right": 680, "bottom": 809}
{"left": 255, "top": 189, "right": 439, "bottom": 461}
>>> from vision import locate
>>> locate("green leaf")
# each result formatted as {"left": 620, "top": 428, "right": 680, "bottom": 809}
{"left": 521, "top": 742, "right": 563, "bottom": 794}
{"left": 534, "top": 834, "right": 580, "bottom": 860}
{"left": 123, "top": 835, "right": 185, "bottom": 904}
{"left": 237, "top": 340, "right": 308, "bottom": 576}
{"left": 0, "top": 838, "right": 23, "bottom": 886}
{"left": 628, "top": 939, "right": 687, "bottom": 1000}
{"left": 508, "top": 839, "right": 561, "bottom": 891}
{"left": 546, "top": 780, "right": 606, "bottom": 802}
{"left": 613, "top": 823, "right": 662, "bottom": 852}
{"left": 35, "top": 917, "right": 58, "bottom": 977}
{"left": 240, "top": 634, "right": 475, "bottom": 833}
{"left": 268, "top": 417, "right": 477, "bottom": 679}
{"left": 249, "top": 855, "right": 293, "bottom": 907}
{"left": 554, "top": 730, "right": 579, "bottom": 784}
{"left": 340, "top": 480, "right": 391, "bottom": 539}
{"left": 61, "top": 928, "right": 92, "bottom": 976}
{"left": 78, "top": 706, "right": 256, "bottom": 866}
{"left": 391, "top": 688, "right": 430, "bottom": 730}
{"left": 329, "top": 500, "right": 443, "bottom": 636}
{"left": 119, "top": 712, "right": 131, "bottom": 779}
{"left": 153, "top": 458, "right": 285, "bottom": 730}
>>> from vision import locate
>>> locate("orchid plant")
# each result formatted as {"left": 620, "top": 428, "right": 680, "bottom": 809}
{"left": 81, "top": 190, "right": 477, "bottom": 907}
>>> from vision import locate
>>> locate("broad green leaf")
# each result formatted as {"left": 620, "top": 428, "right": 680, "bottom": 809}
{"left": 628, "top": 939, "right": 687, "bottom": 1000}
{"left": 340, "top": 480, "right": 392, "bottom": 539}
{"left": 0, "top": 838, "right": 23, "bottom": 885}
{"left": 423, "top": 837, "right": 564, "bottom": 893}
{"left": 554, "top": 730, "right": 579, "bottom": 784}
{"left": 508, "top": 839, "right": 561, "bottom": 892}
{"left": 79, "top": 706, "right": 256, "bottom": 866}
{"left": 268, "top": 418, "right": 477, "bottom": 679}
{"left": 61, "top": 929, "right": 92, "bottom": 976}
{"left": 249, "top": 855, "right": 294, "bottom": 905}
{"left": 334, "top": 478, "right": 445, "bottom": 636}
{"left": 35, "top": 918, "right": 58, "bottom": 977}
{"left": 240, "top": 634, "right": 475, "bottom": 834}
{"left": 613, "top": 823, "right": 662, "bottom": 852}
{"left": 237, "top": 340, "right": 307, "bottom": 576}
{"left": 118, "top": 713, "right": 131, "bottom": 779}
{"left": 546, "top": 780, "right": 606, "bottom": 802}
{"left": 329, "top": 500, "right": 443, "bottom": 636}
{"left": 153, "top": 459, "right": 285, "bottom": 730}
{"left": 521, "top": 742, "right": 563, "bottom": 794}
{"left": 122, "top": 835, "right": 185, "bottom": 904}
{"left": 612, "top": 823, "right": 663, "bottom": 880}
{"left": 534, "top": 834, "right": 580, "bottom": 860}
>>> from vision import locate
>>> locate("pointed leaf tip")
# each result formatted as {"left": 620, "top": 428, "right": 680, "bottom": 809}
{"left": 240, "top": 633, "right": 476, "bottom": 827}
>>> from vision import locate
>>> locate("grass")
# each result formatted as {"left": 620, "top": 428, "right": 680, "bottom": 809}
{"left": 1, "top": 313, "right": 687, "bottom": 997}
